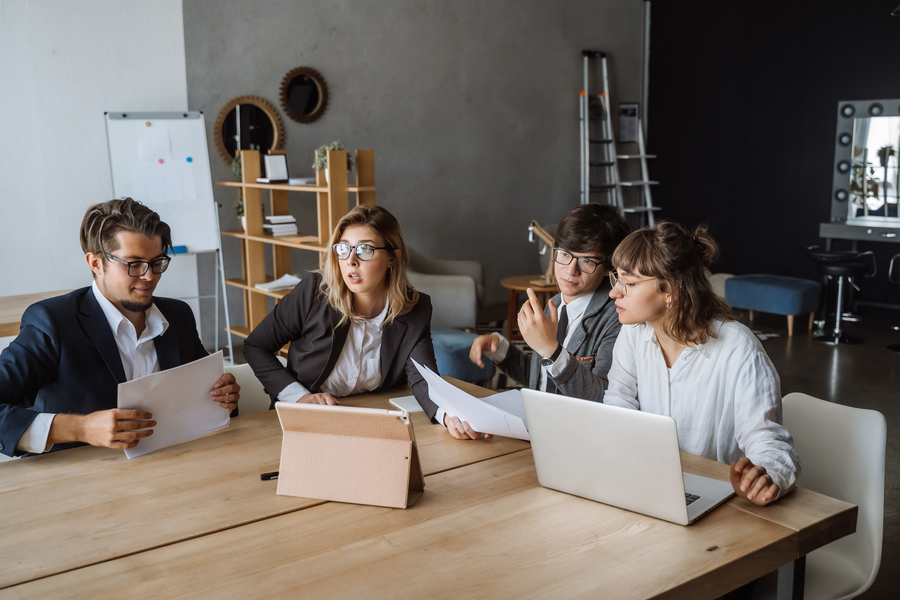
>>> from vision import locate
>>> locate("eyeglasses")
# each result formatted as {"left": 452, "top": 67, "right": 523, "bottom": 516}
{"left": 552, "top": 248, "right": 603, "bottom": 274}
{"left": 105, "top": 253, "right": 171, "bottom": 277}
{"left": 332, "top": 242, "right": 389, "bottom": 262}
{"left": 609, "top": 271, "right": 658, "bottom": 296}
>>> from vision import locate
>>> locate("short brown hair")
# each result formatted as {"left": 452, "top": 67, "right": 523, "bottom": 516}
{"left": 319, "top": 204, "right": 417, "bottom": 326}
{"left": 554, "top": 203, "right": 632, "bottom": 271}
{"left": 611, "top": 221, "right": 734, "bottom": 345}
{"left": 80, "top": 198, "right": 172, "bottom": 261}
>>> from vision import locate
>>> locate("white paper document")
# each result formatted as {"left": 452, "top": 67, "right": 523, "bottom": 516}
{"left": 117, "top": 351, "right": 230, "bottom": 458}
{"left": 411, "top": 359, "right": 529, "bottom": 440}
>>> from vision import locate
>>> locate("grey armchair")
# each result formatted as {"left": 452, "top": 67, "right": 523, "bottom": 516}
{"left": 407, "top": 248, "right": 485, "bottom": 330}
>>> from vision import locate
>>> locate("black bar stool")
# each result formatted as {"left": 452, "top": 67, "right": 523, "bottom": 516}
{"left": 805, "top": 247, "right": 875, "bottom": 345}
{"left": 888, "top": 254, "right": 900, "bottom": 352}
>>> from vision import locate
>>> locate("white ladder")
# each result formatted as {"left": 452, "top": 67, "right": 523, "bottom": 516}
{"left": 580, "top": 51, "right": 660, "bottom": 225}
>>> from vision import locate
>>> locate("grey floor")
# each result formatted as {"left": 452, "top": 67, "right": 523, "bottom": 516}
{"left": 741, "top": 311, "right": 898, "bottom": 599}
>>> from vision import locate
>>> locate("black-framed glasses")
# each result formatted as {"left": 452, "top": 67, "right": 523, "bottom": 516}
{"left": 332, "top": 243, "right": 389, "bottom": 262}
{"left": 105, "top": 253, "right": 171, "bottom": 277}
{"left": 609, "top": 271, "right": 658, "bottom": 296}
{"left": 552, "top": 247, "right": 603, "bottom": 274}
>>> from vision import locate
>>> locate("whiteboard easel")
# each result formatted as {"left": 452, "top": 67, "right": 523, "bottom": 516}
{"left": 104, "top": 111, "right": 234, "bottom": 364}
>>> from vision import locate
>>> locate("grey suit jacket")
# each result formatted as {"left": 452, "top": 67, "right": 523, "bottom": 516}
{"left": 242, "top": 273, "right": 438, "bottom": 410}
{"left": 496, "top": 280, "right": 621, "bottom": 402}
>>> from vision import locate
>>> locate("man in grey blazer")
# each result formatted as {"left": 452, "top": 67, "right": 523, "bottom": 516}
{"left": 446, "top": 204, "right": 631, "bottom": 440}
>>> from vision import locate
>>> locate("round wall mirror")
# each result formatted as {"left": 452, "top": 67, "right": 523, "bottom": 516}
{"left": 280, "top": 67, "right": 328, "bottom": 124}
{"left": 214, "top": 96, "right": 285, "bottom": 163}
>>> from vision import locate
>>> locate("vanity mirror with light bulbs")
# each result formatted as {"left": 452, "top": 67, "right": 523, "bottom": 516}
{"left": 822, "top": 98, "right": 900, "bottom": 244}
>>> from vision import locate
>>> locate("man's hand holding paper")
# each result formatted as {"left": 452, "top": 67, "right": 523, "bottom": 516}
{"left": 117, "top": 351, "right": 235, "bottom": 458}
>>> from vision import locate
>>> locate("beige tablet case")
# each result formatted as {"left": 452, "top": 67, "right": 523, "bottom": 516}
{"left": 274, "top": 402, "right": 425, "bottom": 509}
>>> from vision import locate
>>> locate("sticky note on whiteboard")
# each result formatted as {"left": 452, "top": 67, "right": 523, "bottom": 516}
{"left": 137, "top": 120, "right": 172, "bottom": 161}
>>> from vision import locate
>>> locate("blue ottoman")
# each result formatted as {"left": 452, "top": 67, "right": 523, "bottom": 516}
{"left": 431, "top": 326, "right": 495, "bottom": 386}
{"left": 724, "top": 274, "right": 821, "bottom": 336}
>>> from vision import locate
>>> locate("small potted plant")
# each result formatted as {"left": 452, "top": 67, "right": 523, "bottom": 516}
{"left": 233, "top": 196, "right": 247, "bottom": 231}
{"left": 312, "top": 140, "right": 354, "bottom": 183}
{"left": 231, "top": 155, "right": 247, "bottom": 230}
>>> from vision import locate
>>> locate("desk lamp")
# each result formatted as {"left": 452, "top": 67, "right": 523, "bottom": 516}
{"left": 527, "top": 220, "right": 556, "bottom": 287}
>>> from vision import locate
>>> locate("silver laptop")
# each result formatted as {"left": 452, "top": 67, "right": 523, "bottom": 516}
{"left": 521, "top": 389, "right": 735, "bottom": 526}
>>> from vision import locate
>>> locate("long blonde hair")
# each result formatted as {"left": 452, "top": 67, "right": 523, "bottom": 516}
{"left": 612, "top": 221, "right": 734, "bottom": 345}
{"left": 318, "top": 205, "right": 419, "bottom": 326}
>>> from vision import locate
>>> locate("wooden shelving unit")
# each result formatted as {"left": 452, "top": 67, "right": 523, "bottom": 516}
{"left": 218, "top": 149, "right": 376, "bottom": 344}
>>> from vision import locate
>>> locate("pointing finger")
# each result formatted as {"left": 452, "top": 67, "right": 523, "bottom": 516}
{"left": 525, "top": 288, "right": 544, "bottom": 315}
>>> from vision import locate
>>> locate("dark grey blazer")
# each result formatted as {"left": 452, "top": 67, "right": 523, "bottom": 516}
{"left": 496, "top": 280, "right": 621, "bottom": 402}
{"left": 242, "top": 273, "right": 439, "bottom": 410}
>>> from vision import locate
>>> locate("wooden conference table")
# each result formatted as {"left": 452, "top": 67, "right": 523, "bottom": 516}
{"left": 0, "top": 380, "right": 856, "bottom": 599}
{"left": 0, "top": 290, "right": 73, "bottom": 337}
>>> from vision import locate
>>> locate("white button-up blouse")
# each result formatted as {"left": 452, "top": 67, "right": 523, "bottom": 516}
{"left": 603, "top": 319, "right": 800, "bottom": 497}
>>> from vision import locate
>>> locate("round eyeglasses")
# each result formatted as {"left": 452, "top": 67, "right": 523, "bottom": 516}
{"left": 105, "top": 253, "right": 171, "bottom": 277}
{"left": 609, "top": 271, "right": 658, "bottom": 296}
{"left": 552, "top": 248, "right": 603, "bottom": 274}
{"left": 332, "top": 242, "right": 389, "bottom": 262}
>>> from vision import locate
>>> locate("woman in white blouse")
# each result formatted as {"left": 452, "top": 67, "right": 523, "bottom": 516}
{"left": 604, "top": 222, "right": 799, "bottom": 507}
{"left": 243, "top": 205, "right": 438, "bottom": 410}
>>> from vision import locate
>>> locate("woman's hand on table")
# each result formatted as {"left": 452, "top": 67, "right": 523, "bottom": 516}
{"left": 730, "top": 457, "right": 780, "bottom": 506}
{"left": 300, "top": 393, "right": 340, "bottom": 406}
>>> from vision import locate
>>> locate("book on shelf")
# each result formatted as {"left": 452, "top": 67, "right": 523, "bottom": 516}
{"left": 259, "top": 154, "right": 289, "bottom": 182}
{"left": 288, "top": 177, "right": 316, "bottom": 186}
{"left": 263, "top": 223, "right": 299, "bottom": 236}
{"left": 265, "top": 215, "right": 297, "bottom": 224}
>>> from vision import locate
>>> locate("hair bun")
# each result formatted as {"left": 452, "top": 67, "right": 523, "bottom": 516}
{"left": 691, "top": 225, "right": 719, "bottom": 268}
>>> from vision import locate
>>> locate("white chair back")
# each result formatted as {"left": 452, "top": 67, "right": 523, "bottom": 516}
{"left": 225, "top": 363, "right": 272, "bottom": 415}
{"left": 781, "top": 392, "right": 886, "bottom": 600}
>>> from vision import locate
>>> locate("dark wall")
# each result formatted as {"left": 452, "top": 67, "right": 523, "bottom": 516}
{"left": 184, "top": 0, "right": 646, "bottom": 313}
{"left": 649, "top": 0, "right": 900, "bottom": 308}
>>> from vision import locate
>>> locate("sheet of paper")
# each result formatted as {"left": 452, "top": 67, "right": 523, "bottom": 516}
{"left": 130, "top": 161, "right": 197, "bottom": 205}
{"left": 389, "top": 395, "right": 424, "bottom": 413}
{"left": 137, "top": 120, "right": 172, "bottom": 161}
{"left": 482, "top": 390, "right": 529, "bottom": 439}
{"left": 117, "top": 351, "right": 229, "bottom": 458}
{"left": 411, "top": 359, "right": 529, "bottom": 440}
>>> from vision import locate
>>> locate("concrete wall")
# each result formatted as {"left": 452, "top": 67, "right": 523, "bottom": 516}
{"left": 184, "top": 0, "right": 646, "bottom": 323}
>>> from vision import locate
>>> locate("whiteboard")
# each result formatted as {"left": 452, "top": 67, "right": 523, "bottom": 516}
{"left": 105, "top": 112, "right": 219, "bottom": 253}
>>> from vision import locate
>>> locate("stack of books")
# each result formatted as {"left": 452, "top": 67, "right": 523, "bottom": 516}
{"left": 263, "top": 215, "right": 298, "bottom": 236}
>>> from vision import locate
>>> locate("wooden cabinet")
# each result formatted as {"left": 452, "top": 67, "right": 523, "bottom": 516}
{"left": 218, "top": 149, "right": 375, "bottom": 342}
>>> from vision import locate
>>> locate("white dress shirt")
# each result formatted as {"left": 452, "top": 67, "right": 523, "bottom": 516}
{"left": 437, "top": 291, "right": 594, "bottom": 428}
{"left": 603, "top": 319, "right": 800, "bottom": 498}
{"left": 277, "top": 302, "right": 388, "bottom": 402}
{"left": 16, "top": 282, "right": 168, "bottom": 454}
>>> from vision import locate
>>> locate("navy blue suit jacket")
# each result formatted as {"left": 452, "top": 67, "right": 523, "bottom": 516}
{"left": 0, "top": 287, "right": 207, "bottom": 456}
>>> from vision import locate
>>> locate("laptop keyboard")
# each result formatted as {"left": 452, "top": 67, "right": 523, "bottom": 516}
{"left": 685, "top": 493, "right": 701, "bottom": 506}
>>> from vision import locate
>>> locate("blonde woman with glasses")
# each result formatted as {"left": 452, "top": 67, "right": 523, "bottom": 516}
{"left": 243, "top": 205, "right": 438, "bottom": 410}
{"left": 604, "top": 221, "right": 799, "bottom": 510}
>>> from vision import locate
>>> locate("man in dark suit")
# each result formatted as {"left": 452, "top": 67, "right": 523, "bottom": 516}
{"left": 0, "top": 198, "right": 240, "bottom": 457}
